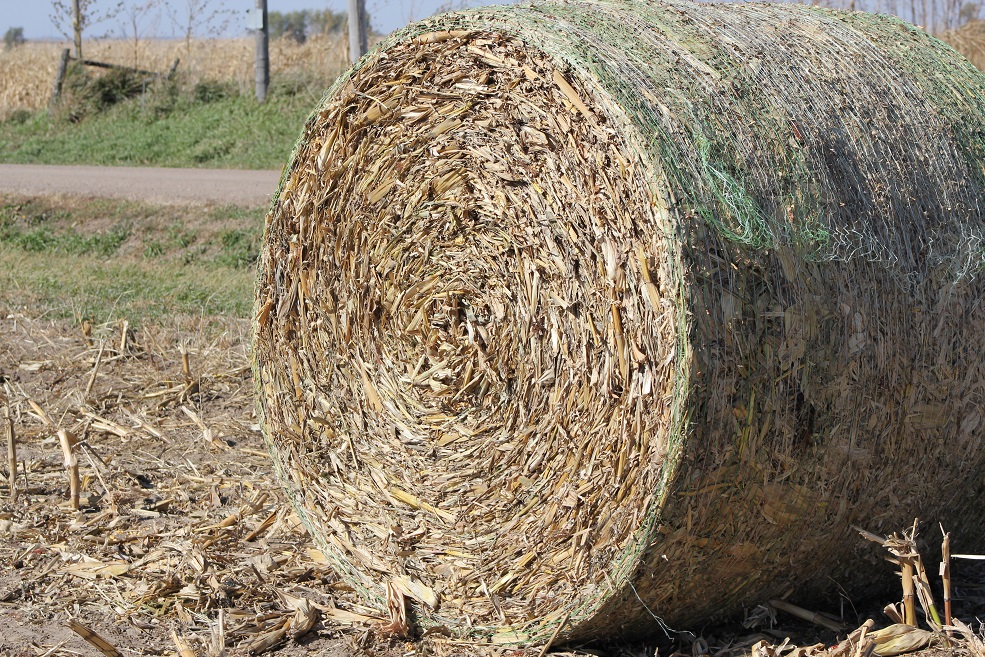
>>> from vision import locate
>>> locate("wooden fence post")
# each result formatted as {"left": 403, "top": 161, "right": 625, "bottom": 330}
{"left": 72, "top": 0, "right": 82, "bottom": 60}
{"left": 348, "top": 0, "right": 368, "bottom": 64}
{"left": 50, "top": 48, "right": 71, "bottom": 110}
{"left": 255, "top": 0, "right": 269, "bottom": 103}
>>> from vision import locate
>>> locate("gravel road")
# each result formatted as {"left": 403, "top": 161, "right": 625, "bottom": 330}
{"left": 0, "top": 164, "right": 283, "bottom": 206}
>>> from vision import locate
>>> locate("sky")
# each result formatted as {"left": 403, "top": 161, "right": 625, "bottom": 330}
{"left": 0, "top": 0, "right": 501, "bottom": 41}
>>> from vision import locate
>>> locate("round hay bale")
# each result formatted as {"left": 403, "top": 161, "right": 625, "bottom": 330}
{"left": 253, "top": 0, "right": 985, "bottom": 643}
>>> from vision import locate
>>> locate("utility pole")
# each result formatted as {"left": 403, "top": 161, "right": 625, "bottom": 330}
{"left": 72, "top": 0, "right": 82, "bottom": 60}
{"left": 255, "top": 0, "right": 269, "bottom": 103}
{"left": 348, "top": 0, "right": 367, "bottom": 64}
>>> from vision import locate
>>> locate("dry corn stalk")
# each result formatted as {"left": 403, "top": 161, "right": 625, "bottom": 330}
{"left": 84, "top": 342, "right": 105, "bottom": 398}
{"left": 857, "top": 526, "right": 922, "bottom": 627}
{"left": 4, "top": 402, "right": 15, "bottom": 500}
{"left": 171, "top": 631, "right": 197, "bottom": 657}
{"left": 57, "top": 429, "right": 80, "bottom": 510}
{"left": 67, "top": 619, "right": 122, "bottom": 657}
{"left": 940, "top": 529, "right": 952, "bottom": 628}
{"left": 770, "top": 599, "right": 845, "bottom": 633}
{"left": 901, "top": 560, "right": 917, "bottom": 627}
{"left": 858, "top": 521, "right": 950, "bottom": 638}
{"left": 255, "top": 0, "right": 985, "bottom": 643}
{"left": 180, "top": 343, "right": 192, "bottom": 382}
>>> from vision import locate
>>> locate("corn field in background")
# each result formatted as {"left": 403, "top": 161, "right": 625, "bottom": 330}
{"left": 0, "top": 34, "right": 350, "bottom": 119}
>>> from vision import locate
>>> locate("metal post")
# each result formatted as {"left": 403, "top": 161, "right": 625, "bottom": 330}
{"left": 71, "top": 0, "right": 83, "bottom": 60}
{"left": 348, "top": 0, "right": 367, "bottom": 64}
{"left": 255, "top": 0, "right": 269, "bottom": 103}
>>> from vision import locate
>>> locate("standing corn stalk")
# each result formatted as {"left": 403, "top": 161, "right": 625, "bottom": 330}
{"left": 3, "top": 401, "right": 15, "bottom": 501}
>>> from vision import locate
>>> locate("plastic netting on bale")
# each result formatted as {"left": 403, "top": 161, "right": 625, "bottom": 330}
{"left": 253, "top": 0, "right": 985, "bottom": 644}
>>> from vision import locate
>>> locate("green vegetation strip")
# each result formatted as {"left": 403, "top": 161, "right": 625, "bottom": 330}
{"left": 0, "top": 79, "right": 323, "bottom": 170}
{"left": 0, "top": 195, "right": 261, "bottom": 322}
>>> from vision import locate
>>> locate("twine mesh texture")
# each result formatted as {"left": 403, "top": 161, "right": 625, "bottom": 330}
{"left": 253, "top": 0, "right": 985, "bottom": 644}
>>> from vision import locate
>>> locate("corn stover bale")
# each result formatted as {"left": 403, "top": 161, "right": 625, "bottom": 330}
{"left": 253, "top": 0, "right": 985, "bottom": 643}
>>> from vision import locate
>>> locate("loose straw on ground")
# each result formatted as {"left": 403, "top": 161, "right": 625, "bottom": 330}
{"left": 28, "top": 398, "right": 54, "bottom": 427}
{"left": 171, "top": 630, "right": 197, "bottom": 657}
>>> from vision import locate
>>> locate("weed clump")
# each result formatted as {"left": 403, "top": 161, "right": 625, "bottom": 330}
{"left": 54, "top": 63, "right": 150, "bottom": 123}
{"left": 192, "top": 80, "right": 236, "bottom": 104}
{"left": 4, "top": 109, "right": 31, "bottom": 125}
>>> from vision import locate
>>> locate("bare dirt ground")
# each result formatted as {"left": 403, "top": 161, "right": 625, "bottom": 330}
{"left": 0, "top": 165, "right": 282, "bottom": 207}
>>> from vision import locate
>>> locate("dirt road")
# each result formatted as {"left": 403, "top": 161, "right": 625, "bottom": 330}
{"left": 0, "top": 163, "right": 283, "bottom": 206}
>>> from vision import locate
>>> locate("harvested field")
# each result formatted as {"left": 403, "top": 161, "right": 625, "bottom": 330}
{"left": 254, "top": 0, "right": 985, "bottom": 646}
{"left": 1, "top": 312, "right": 984, "bottom": 657}
{"left": 0, "top": 313, "right": 319, "bottom": 655}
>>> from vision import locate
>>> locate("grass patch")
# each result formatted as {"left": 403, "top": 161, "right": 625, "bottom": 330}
{"left": 0, "top": 248, "right": 254, "bottom": 321}
{"left": 0, "top": 80, "right": 322, "bottom": 169}
{"left": 0, "top": 195, "right": 262, "bottom": 322}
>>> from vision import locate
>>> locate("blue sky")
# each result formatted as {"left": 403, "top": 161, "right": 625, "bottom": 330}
{"left": 0, "top": 0, "right": 505, "bottom": 41}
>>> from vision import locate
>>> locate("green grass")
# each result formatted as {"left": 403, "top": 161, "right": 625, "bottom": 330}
{"left": 0, "top": 77, "right": 322, "bottom": 170}
{"left": 0, "top": 195, "right": 262, "bottom": 322}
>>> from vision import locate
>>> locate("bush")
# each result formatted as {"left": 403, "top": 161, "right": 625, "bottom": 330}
{"left": 130, "top": 76, "right": 181, "bottom": 121}
{"left": 4, "top": 109, "right": 32, "bottom": 125}
{"left": 54, "top": 63, "right": 151, "bottom": 122}
{"left": 268, "top": 9, "right": 348, "bottom": 42}
{"left": 90, "top": 68, "right": 145, "bottom": 108}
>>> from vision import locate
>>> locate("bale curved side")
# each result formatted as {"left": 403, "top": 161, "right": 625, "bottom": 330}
{"left": 254, "top": 0, "right": 985, "bottom": 643}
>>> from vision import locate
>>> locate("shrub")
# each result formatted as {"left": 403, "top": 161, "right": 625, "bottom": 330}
{"left": 54, "top": 63, "right": 148, "bottom": 122}
{"left": 5, "top": 109, "right": 32, "bottom": 125}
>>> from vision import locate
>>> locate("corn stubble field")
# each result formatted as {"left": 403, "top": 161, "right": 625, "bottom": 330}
{"left": 1, "top": 302, "right": 984, "bottom": 655}
{"left": 2, "top": 16, "right": 985, "bottom": 657}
